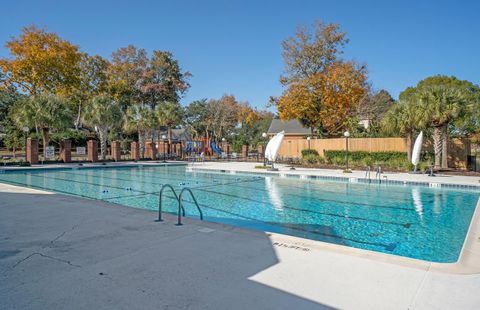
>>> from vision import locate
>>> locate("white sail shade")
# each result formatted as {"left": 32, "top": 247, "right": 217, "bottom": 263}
{"left": 411, "top": 131, "right": 423, "bottom": 166}
{"left": 265, "top": 131, "right": 285, "bottom": 162}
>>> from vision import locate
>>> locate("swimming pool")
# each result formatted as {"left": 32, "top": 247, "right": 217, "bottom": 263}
{"left": 0, "top": 165, "right": 478, "bottom": 263}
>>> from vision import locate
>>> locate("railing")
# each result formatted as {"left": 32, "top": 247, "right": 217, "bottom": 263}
{"left": 177, "top": 187, "right": 204, "bottom": 226}
{"left": 157, "top": 184, "right": 203, "bottom": 225}
{"left": 157, "top": 184, "right": 184, "bottom": 222}
{"left": 365, "top": 166, "right": 371, "bottom": 182}
{"left": 375, "top": 165, "right": 382, "bottom": 181}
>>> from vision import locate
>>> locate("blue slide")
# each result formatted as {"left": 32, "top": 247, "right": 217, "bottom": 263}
{"left": 209, "top": 141, "right": 222, "bottom": 154}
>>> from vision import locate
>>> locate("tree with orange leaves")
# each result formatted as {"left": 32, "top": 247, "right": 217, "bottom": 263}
{"left": 0, "top": 26, "right": 82, "bottom": 97}
{"left": 275, "top": 21, "right": 368, "bottom": 135}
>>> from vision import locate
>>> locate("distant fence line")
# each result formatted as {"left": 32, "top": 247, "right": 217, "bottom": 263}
{"left": 277, "top": 137, "right": 470, "bottom": 169}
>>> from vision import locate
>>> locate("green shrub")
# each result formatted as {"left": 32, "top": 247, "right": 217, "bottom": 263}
{"left": 302, "top": 154, "right": 320, "bottom": 164}
{"left": 324, "top": 150, "right": 407, "bottom": 163}
{"left": 50, "top": 129, "right": 87, "bottom": 147}
{"left": 301, "top": 149, "right": 319, "bottom": 157}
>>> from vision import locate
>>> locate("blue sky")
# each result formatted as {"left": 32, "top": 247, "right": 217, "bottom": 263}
{"left": 1, "top": 0, "right": 479, "bottom": 109}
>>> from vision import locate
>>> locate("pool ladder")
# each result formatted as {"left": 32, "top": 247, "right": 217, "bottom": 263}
{"left": 365, "top": 166, "right": 371, "bottom": 183}
{"left": 157, "top": 184, "right": 204, "bottom": 225}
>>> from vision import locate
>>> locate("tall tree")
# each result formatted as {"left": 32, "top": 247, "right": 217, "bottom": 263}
{"left": 398, "top": 75, "right": 479, "bottom": 168}
{"left": 0, "top": 26, "right": 82, "bottom": 96}
{"left": 123, "top": 105, "right": 157, "bottom": 158}
{"left": 356, "top": 89, "right": 395, "bottom": 131}
{"left": 275, "top": 21, "right": 367, "bottom": 135}
{"left": 139, "top": 50, "right": 191, "bottom": 108}
{"left": 184, "top": 99, "right": 209, "bottom": 139}
{"left": 417, "top": 86, "right": 467, "bottom": 169}
{"left": 206, "top": 95, "right": 241, "bottom": 140}
{"left": 70, "top": 54, "right": 110, "bottom": 129}
{"left": 277, "top": 61, "right": 368, "bottom": 134}
{"left": 83, "top": 96, "right": 122, "bottom": 160}
{"left": 280, "top": 21, "right": 348, "bottom": 85}
{"left": 156, "top": 101, "right": 183, "bottom": 144}
{"left": 381, "top": 100, "right": 421, "bottom": 161}
{"left": 107, "top": 45, "right": 147, "bottom": 110}
{"left": 10, "top": 96, "right": 72, "bottom": 157}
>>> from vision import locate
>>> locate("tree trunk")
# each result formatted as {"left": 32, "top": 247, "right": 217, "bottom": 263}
{"left": 75, "top": 103, "right": 82, "bottom": 130}
{"left": 406, "top": 130, "right": 413, "bottom": 162}
{"left": 310, "top": 127, "right": 314, "bottom": 137}
{"left": 441, "top": 124, "right": 448, "bottom": 169}
{"left": 167, "top": 126, "right": 172, "bottom": 155}
{"left": 42, "top": 127, "right": 49, "bottom": 158}
{"left": 98, "top": 127, "right": 108, "bottom": 160}
{"left": 13, "top": 146, "right": 16, "bottom": 159}
{"left": 432, "top": 126, "right": 442, "bottom": 169}
{"left": 138, "top": 130, "right": 145, "bottom": 158}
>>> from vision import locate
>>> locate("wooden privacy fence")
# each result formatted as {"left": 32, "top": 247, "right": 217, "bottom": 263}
{"left": 278, "top": 137, "right": 470, "bottom": 168}
{"left": 279, "top": 137, "right": 407, "bottom": 158}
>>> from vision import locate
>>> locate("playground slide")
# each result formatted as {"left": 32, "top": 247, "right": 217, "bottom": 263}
{"left": 209, "top": 141, "right": 222, "bottom": 154}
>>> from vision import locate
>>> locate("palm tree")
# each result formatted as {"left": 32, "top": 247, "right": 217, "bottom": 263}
{"left": 417, "top": 86, "right": 467, "bottom": 169}
{"left": 83, "top": 96, "right": 122, "bottom": 160}
{"left": 381, "top": 100, "right": 421, "bottom": 161}
{"left": 156, "top": 101, "right": 183, "bottom": 144}
{"left": 10, "top": 95, "right": 72, "bottom": 158}
{"left": 124, "top": 105, "right": 157, "bottom": 158}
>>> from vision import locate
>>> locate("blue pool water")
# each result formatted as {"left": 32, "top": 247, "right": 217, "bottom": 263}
{"left": 0, "top": 165, "right": 478, "bottom": 263}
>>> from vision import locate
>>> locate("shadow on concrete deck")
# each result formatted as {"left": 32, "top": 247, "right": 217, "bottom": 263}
{"left": 0, "top": 190, "right": 334, "bottom": 309}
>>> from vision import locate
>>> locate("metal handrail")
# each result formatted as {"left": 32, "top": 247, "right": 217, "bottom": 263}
{"left": 365, "top": 166, "right": 371, "bottom": 181}
{"left": 157, "top": 184, "right": 184, "bottom": 222}
{"left": 375, "top": 166, "right": 382, "bottom": 181}
{"left": 177, "top": 187, "right": 204, "bottom": 226}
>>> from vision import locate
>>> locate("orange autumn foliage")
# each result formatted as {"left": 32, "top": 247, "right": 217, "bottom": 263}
{"left": 277, "top": 61, "right": 367, "bottom": 134}
{"left": 0, "top": 26, "right": 82, "bottom": 96}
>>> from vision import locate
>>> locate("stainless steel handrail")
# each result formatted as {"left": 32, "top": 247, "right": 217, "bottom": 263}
{"left": 365, "top": 166, "right": 371, "bottom": 182}
{"left": 157, "top": 184, "right": 184, "bottom": 222}
{"left": 177, "top": 187, "right": 204, "bottom": 226}
{"left": 375, "top": 165, "right": 382, "bottom": 181}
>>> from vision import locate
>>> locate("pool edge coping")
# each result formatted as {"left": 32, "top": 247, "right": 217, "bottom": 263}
{"left": 189, "top": 166, "right": 480, "bottom": 274}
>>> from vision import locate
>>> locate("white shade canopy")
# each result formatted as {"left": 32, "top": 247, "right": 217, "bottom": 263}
{"left": 411, "top": 131, "right": 423, "bottom": 166}
{"left": 265, "top": 130, "right": 285, "bottom": 162}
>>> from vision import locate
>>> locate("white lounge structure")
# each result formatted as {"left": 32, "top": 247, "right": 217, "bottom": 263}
{"left": 411, "top": 131, "right": 423, "bottom": 172}
{"left": 264, "top": 130, "right": 285, "bottom": 171}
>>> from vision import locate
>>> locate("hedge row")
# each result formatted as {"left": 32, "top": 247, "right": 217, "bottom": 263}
{"left": 323, "top": 150, "right": 407, "bottom": 162}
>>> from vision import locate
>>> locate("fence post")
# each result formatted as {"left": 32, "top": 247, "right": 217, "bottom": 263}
{"left": 145, "top": 142, "right": 156, "bottom": 160}
{"left": 59, "top": 139, "right": 71, "bottom": 163}
{"left": 87, "top": 140, "right": 98, "bottom": 162}
{"left": 242, "top": 145, "right": 248, "bottom": 161}
{"left": 131, "top": 141, "right": 140, "bottom": 161}
{"left": 26, "top": 138, "right": 39, "bottom": 164}
{"left": 111, "top": 141, "right": 121, "bottom": 162}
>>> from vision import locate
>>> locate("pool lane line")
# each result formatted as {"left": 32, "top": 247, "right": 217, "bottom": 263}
{"left": 0, "top": 177, "right": 398, "bottom": 252}
{"left": 58, "top": 169, "right": 264, "bottom": 193}
{"left": 108, "top": 188, "right": 399, "bottom": 252}
{"left": 66, "top": 167, "right": 260, "bottom": 189}
{"left": 105, "top": 167, "right": 421, "bottom": 207}
{"left": 193, "top": 179, "right": 417, "bottom": 210}
{"left": 19, "top": 172, "right": 413, "bottom": 229}
{"left": 192, "top": 188, "right": 412, "bottom": 228}
{"left": 128, "top": 166, "right": 426, "bottom": 203}
{"left": 56, "top": 170, "right": 416, "bottom": 224}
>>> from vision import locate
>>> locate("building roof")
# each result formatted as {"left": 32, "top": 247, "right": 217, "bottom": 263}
{"left": 267, "top": 119, "right": 311, "bottom": 136}
{"left": 159, "top": 128, "right": 191, "bottom": 142}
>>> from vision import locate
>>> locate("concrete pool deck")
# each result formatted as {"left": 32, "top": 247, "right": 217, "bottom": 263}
{"left": 1, "top": 180, "right": 480, "bottom": 309}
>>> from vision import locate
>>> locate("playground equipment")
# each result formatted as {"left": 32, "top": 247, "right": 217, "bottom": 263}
{"left": 209, "top": 141, "right": 222, "bottom": 155}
